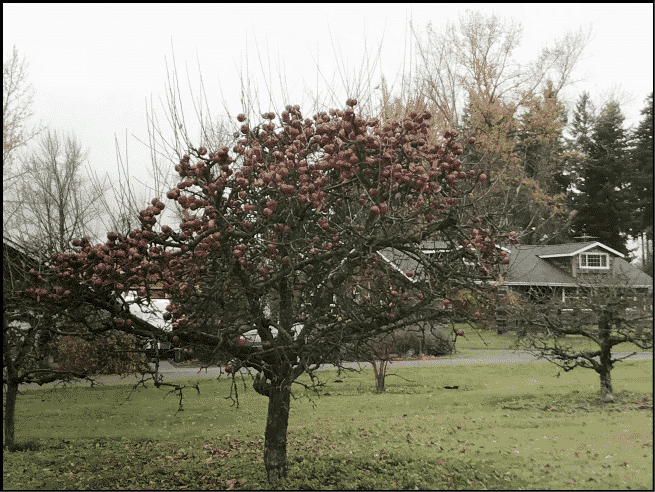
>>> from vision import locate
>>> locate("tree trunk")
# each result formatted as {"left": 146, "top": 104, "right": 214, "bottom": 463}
{"left": 263, "top": 383, "right": 291, "bottom": 481}
{"left": 598, "top": 312, "right": 615, "bottom": 403}
{"left": 419, "top": 323, "right": 426, "bottom": 356}
{"left": 376, "top": 365, "right": 386, "bottom": 392}
{"left": 599, "top": 367, "right": 614, "bottom": 403}
{"left": 4, "top": 369, "right": 19, "bottom": 449}
{"left": 370, "top": 359, "right": 386, "bottom": 392}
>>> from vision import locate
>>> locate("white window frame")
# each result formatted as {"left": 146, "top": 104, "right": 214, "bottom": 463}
{"left": 579, "top": 253, "right": 609, "bottom": 269}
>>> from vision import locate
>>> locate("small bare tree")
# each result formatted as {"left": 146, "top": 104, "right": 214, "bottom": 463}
{"left": 356, "top": 332, "right": 403, "bottom": 393}
{"left": 7, "top": 129, "right": 108, "bottom": 254}
{"left": 509, "top": 277, "right": 653, "bottom": 402}
{"left": 4, "top": 45, "right": 45, "bottom": 240}
{"left": 3, "top": 46, "right": 43, "bottom": 173}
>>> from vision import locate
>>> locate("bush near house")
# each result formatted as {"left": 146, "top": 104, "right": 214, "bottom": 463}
{"left": 393, "top": 327, "right": 454, "bottom": 357}
{"left": 343, "top": 326, "right": 454, "bottom": 362}
{"left": 58, "top": 330, "right": 149, "bottom": 375}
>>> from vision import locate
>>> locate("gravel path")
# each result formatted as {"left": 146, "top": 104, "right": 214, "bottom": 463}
{"left": 17, "top": 350, "right": 652, "bottom": 391}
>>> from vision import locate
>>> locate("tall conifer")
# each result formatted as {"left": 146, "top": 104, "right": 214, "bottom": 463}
{"left": 570, "top": 99, "right": 631, "bottom": 255}
{"left": 627, "top": 93, "right": 653, "bottom": 274}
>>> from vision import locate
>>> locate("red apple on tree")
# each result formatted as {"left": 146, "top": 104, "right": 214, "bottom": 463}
{"left": 224, "top": 365, "right": 233, "bottom": 374}
{"left": 237, "top": 336, "right": 246, "bottom": 346}
{"left": 457, "top": 329, "right": 465, "bottom": 336}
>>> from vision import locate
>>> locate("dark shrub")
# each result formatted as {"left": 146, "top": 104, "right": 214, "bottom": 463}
{"left": 395, "top": 327, "right": 453, "bottom": 357}
{"left": 58, "top": 330, "right": 149, "bottom": 375}
{"left": 343, "top": 326, "right": 455, "bottom": 362}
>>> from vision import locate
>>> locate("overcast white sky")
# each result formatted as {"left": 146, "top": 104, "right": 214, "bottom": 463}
{"left": 4, "top": 3, "right": 654, "bottom": 250}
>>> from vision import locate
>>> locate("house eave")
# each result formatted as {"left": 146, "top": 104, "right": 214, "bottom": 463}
{"left": 502, "top": 281, "right": 579, "bottom": 287}
{"left": 502, "top": 281, "right": 652, "bottom": 289}
{"left": 537, "top": 242, "right": 625, "bottom": 259}
{"left": 377, "top": 250, "right": 418, "bottom": 283}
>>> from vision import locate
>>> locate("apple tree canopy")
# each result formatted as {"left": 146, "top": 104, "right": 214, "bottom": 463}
{"left": 27, "top": 100, "right": 514, "bottom": 480}
{"left": 28, "top": 99, "right": 514, "bottom": 378}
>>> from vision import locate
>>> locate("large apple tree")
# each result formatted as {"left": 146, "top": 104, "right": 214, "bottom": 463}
{"left": 28, "top": 100, "right": 512, "bottom": 481}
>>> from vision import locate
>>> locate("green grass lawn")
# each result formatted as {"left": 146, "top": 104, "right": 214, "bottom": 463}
{"left": 3, "top": 358, "right": 653, "bottom": 490}
{"left": 453, "top": 325, "right": 651, "bottom": 354}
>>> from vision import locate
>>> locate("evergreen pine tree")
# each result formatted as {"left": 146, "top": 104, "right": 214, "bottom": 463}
{"left": 564, "top": 92, "right": 596, "bottom": 199}
{"left": 570, "top": 99, "right": 631, "bottom": 255}
{"left": 627, "top": 93, "right": 653, "bottom": 274}
{"left": 569, "top": 92, "right": 596, "bottom": 153}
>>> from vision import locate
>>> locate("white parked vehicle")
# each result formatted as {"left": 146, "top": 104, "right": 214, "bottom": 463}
{"left": 242, "top": 324, "right": 303, "bottom": 345}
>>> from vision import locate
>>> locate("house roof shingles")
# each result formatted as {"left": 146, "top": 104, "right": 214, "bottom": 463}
{"left": 378, "top": 241, "right": 653, "bottom": 290}
{"left": 534, "top": 241, "right": 624, "bottom": 258}
{"left": 503, "top": 243, "right": 653, "bottom": 288}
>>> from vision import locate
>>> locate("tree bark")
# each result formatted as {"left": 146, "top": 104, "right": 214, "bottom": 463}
{"left": 263, "top": 382, "right": 291, "bottom": 481}
{"left": 370, "top": 359, "right": 387, "bottom": 392}
{"left": 4, "top": 366, "right": 19, "bottom": 449}
{"left": 598, "top": 312, "right": 615, "bottom": 403}
{"left": 599, "top": 366, "right": 614, "bottom": 403}
{"left": 376, "top": 365, "right": 386, "bottom": 392}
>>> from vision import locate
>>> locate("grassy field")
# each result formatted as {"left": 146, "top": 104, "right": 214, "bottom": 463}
{"left": 452, "top": 325, "right": 651, "bottom": 353}
{"left": 3, "top": 355, "right": 652, "bottom": 490}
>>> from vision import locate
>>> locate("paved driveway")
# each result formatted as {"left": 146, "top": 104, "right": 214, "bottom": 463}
{"left": 17, "top": 350, "right": 652, "bottom": 391}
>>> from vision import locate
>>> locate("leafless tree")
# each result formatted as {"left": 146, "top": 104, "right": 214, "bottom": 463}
{"left": 412, "top": 10, "right": 592, "bottom": 129}
{"left": 6, "top": 129, "right": 108, "bottom": 255}
{"left": 3, "top": 45, "right": 45, "bottom": 238}
{"left": 508, "top": 276, "right": 652, "bottom": 402}
{"left": 3, "top": 46, "right": 43, "bottom": 173}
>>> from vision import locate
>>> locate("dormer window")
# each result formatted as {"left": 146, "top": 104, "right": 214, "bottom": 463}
{"left": 579, "top": 253, "right": 609, "bottom": 269}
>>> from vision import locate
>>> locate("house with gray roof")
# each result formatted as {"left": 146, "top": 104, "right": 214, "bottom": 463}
{"left": 501, "top": 241, "right": 653, "bottom": 297}
{"left": 495, "top": 241, "right": 653, "bottom": 332}
{"left": 378, "top": 240, "right": 652, "bottom": 293}
{"left": 376, "top": 239, "right": 652, "bottom": 327}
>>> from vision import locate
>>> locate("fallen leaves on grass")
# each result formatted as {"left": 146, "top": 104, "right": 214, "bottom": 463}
{"left": 633, "top": 396, "right": 652, "bottom": 410}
